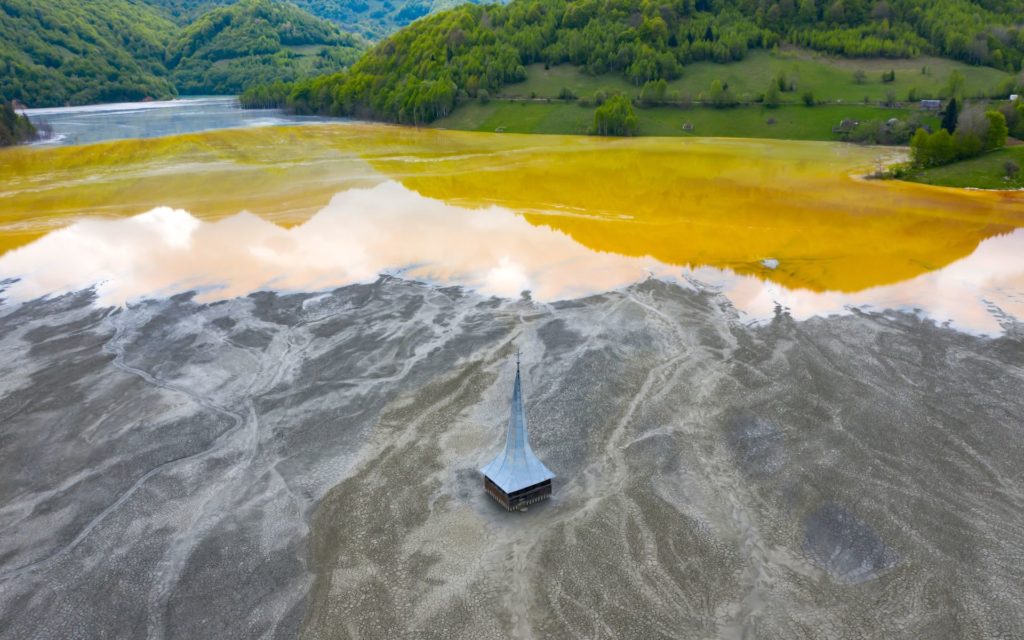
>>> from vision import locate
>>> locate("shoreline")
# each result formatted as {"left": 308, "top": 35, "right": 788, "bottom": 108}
{"left": 4, "top": 105, "right": 1020, "bottom": 193}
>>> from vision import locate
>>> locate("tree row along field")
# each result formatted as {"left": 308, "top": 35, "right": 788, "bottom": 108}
{"left": 500, "top": 52, "right": 1015, "bottom": 104}
{"left": 431, "top": 100, "right": 939, "bottom": 139}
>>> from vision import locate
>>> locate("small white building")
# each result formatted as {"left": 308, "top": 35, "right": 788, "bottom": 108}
{"left": 1012, "top": 94, "right": 1020, "bottom": 102}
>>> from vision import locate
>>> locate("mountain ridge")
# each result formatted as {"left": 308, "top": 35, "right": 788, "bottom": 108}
{"left": 246, "top": 0, "right": 1024, "bottom": 124}
{"left": 140, "top": 0, "right": 489, "bottom": 39}
{"left": 0, "top": 0, "right": 362, "bottom": 107}
{"left": 0, "top": 0, "right": 178, "bottom": 107}
{"left": 167, "top": 0, "right": 363, "bottom": 95}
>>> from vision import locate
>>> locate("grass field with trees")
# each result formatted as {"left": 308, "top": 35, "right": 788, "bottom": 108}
{"left": 886, "top": 97, "right": 1023, "bottom": 188}
{"left": 907, "top": 145, "right": 1024, "bottom": 189}
{"left": 433, "top": 99, "right": 941, "bottom": 140}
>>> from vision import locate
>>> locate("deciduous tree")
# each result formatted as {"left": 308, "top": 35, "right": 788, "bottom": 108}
{"left": 592, "top": 93, "right": 638, "bottom": 135}
{"left": 984, "top": 110, "right": 1008, "bottom": 150}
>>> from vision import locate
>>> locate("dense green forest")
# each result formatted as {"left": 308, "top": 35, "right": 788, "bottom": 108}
{"left": 244, "top": 0, "right": 1024, "bottom": 124}
{"left": 0, "top": 99, "right": 35, "bottom": 146}
{"left": 0, "top": 0, "right": 178, "bottom": 107}
{"left": 283, "top": 0, "right": 486, "bottom": 40}
{"left": 168, "top": 0, "right": 363, "bottom": 95}
{"left": 142, "top": 0, "right": 481, "bottom": 39}
{"left": 142, "top": 0, "right": 231, "bottom": 23}
{"left": 0, "top": 0, "right": 362, "bottom": 107}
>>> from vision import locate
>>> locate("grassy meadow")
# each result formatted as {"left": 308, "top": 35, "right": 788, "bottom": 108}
{"left": 907, "top": 146, "right": 1024, "bottom": 190}
{"left": 436, "top": 48, "right": 1009, "bottom": 140}
{"left": 435, "top": 101, "right": 939, "bottom": 141}
{"left": 501, "top": 50, "right": 1016, "bottom": 105}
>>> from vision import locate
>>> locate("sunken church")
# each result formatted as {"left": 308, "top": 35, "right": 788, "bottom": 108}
{"left": 481, "top": 356, "right": 555, "bottom": 511}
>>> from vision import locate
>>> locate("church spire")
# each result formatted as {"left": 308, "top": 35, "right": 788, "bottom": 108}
{"left": 481, "top": 353, "right": 555, "bottom": 511}
{"left": 503, "top": 357, "right": 529, "bottom": 459}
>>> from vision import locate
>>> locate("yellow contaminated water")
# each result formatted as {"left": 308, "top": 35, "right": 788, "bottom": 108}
{"left": 1, "top": 123, "right": 1021, "bottom": 293}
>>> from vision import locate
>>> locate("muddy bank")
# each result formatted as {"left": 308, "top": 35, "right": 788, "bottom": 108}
{"left": 0, "top": 278, "right": 1022, "bottom": 639}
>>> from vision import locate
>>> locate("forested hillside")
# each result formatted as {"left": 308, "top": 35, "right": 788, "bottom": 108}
{"left": 143, "top": 0, "right": 229, "bottom": 23}
{"left": 0, "top": 0, "right": 363, "bottom": 107}
{"left": 0, "top": 0, "right": 178, "bottom": 107}
{"left": 253, "top": 0, "right": 1024, "bottom": 124}
{"left": 168, "top": 0, "right": 363, "bottom": 94}
{"left": 285, "top": 0, "right": 485, "bottom": 40}
{"left": 144, "top": 0, "right": 484, "bottom": 39}
{"left": 0, "top": 100, "right": 35, "bottom": 146}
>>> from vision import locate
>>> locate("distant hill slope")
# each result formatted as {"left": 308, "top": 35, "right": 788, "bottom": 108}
{"left": 167, "top": 0, "right": 364, "bottom": 94}
{"left": 143, "top": 0, "right": 231, "bottom": 23}
{"left": 0, "top": 0, "right": 363, "bottom": 107}
{"left": 143, "top": 0, "right": 484, "bottom": 40}
{"left": 265, "top": 0, "right": 1024, "bottom": 124}
{"left": 0, "top": 0, "right": 178, "bottom": 107}
{"left": 285, "top": 0, "right": 486, "bottom": 41}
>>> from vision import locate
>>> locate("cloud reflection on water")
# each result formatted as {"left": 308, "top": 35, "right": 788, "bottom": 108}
{"left": 691, "top": 229, "right": 1024, "bottom": 334}
{"left": 0, "top": 182, "right": 671, "bottom": 304}
{"left": 0, "top": 181, "right": 1021, "bottom": 335}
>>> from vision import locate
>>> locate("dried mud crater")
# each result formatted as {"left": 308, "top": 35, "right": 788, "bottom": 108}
{"left": 0, "top": 277, "right": 1022, "bottom": 639}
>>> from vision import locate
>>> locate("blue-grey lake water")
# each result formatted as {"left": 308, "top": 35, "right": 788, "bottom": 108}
{"left": 24, "top": 96, "right": 341, "bottom": 146}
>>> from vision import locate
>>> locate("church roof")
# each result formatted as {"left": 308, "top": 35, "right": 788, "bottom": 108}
{"left": 480, "top": 360, "right": 555, "bottom": 494}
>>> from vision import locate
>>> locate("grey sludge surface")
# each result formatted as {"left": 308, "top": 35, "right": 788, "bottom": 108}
{"left": 0, "top": 278, "right": 1022, "bottom": 639}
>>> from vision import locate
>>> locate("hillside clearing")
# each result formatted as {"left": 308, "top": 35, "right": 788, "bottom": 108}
{"left": 502, "top": 51, "right": 1014, "bottom": 105}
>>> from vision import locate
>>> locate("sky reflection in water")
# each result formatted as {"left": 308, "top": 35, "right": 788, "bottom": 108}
{"left": 0, "top": 124, "right": 1022, "bottom": 334}
{"left": 0, "top": 180, "right": 1021, "bottom": 335}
